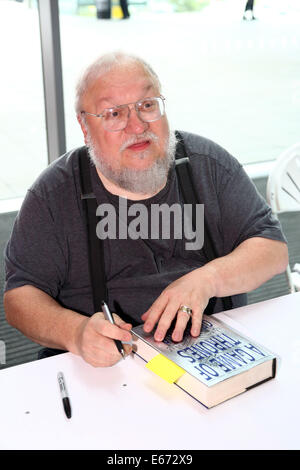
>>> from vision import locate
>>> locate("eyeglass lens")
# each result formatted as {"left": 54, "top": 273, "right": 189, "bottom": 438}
{"left": 102, "top": 97, "right": 164, "bottom": 131}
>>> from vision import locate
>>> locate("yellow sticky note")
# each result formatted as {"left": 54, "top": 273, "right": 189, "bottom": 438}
{"left": 146, "top": 354, "right": 186, "bottom": 384}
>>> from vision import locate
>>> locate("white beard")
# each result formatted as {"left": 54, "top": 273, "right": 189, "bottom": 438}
{"left": 86, "top": 130, "right": 177, "bottom": 195}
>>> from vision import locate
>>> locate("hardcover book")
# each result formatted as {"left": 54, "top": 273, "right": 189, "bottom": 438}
{"left": 132, "top": 315, "right": 277, "bottom": 408}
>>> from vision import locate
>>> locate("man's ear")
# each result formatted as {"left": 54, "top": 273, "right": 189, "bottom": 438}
{"left": 77, "top": 114, "right": 89, "bottom": 145}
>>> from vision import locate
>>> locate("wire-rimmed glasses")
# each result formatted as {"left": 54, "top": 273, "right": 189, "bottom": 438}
{"left": 80, "top": 95, "right": 166, "bottom": 132}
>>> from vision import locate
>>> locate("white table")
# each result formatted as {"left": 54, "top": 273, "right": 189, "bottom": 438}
{"left": 0, "top": 292, "right": 299, "bottom": 450}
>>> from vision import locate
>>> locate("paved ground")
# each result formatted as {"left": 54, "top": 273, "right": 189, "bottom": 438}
{"left": 1, "top": 0, "right": 300, "bottom": 199}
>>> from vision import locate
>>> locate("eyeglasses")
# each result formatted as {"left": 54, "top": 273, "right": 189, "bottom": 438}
{"left": 81, "top": 95, "right": 166, "bottom": 132}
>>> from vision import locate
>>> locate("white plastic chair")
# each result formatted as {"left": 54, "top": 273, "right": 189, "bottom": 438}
{"left": 266, "top": 142, "right": 300, "bottom": 293}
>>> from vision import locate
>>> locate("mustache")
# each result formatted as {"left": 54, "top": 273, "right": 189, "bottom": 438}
{"left": 119, "top": 131, "right": 159, "bottom": 152}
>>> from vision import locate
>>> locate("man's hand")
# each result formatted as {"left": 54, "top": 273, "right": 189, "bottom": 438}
{"left": 75, "top": 311, "right": 133, "bottom": 367}
{"left": 141, "top": 238, "right": 288, "bottom": 344}
{"left": 141, "top": 268, "right": 215, "bottom": 343}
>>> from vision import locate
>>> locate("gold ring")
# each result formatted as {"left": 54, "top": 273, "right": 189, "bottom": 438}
{"left": 177, "top": 305, "right": 193, "bottom": 316}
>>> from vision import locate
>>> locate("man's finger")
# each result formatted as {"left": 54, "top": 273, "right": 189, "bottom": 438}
{"left": 123, "top": 342, "right": 133, "bottom": 356}
{"left": 142, "top": 294, "right": 169, "bottom": 332}
{"left": 90, "top": 332, "right": 132, "bottom": 362}
{"left": 92, "top": 314, "right": 132, "bottom": 342}
{"left": 152, "top": 299, "right": 182, "bottom": 341}
{"left": 171, "top": 310, "right": 192, "bottom": 342}
{"left": 190, "top": 306, "right": 203, "bottom": 337}
{"left": 113, "top": 314, "right": 132, "bottom": 330}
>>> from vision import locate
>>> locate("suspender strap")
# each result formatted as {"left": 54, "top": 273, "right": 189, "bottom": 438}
{"left": 79, "top": 148, "right": 107, "bottom": 313}
{"left": 174, "top": 132, "right": 217, "bottom": 262}
{"left": 174, "top": 131, "right": 233, "bottom": 312}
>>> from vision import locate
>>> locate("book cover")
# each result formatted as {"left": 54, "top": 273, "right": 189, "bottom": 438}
{"left": 132, "top": 315, "right": 277, "bottom": 408}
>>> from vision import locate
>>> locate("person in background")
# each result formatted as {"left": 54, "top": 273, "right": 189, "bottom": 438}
{"left": 243, "top": 0, "right": 256, "bottom": 21}
{"left": 120, "top": 0, "right": 130, "bottom": 19}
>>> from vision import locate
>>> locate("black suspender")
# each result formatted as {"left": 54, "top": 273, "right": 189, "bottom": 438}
{"left": 79, "top": 133, "right": 233, "bottom": 314}
{"left": 174, "top": 131, "right": 218, "bottom": 263}
{"left": 79, "top": 148, "right": 107, "bottom": 313}
{"left": 174, "top": 131, "right": 233, "bottom": 312}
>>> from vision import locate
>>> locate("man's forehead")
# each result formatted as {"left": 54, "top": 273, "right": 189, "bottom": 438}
{"left": 85, "top": 66, "right": 159, "bottom": 108}
{"left": 97, "top": 84, "right": 156, "bottom": 107}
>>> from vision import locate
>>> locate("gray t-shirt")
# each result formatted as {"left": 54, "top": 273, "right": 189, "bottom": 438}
{"left": 4, "top": 131, "right": 286, "bottom": 327}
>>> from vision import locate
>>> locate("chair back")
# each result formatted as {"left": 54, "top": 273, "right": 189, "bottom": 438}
{"left": 266, "top": 143, "right": 300, "bottom": 214}
{"left": 266, "top": 143, "right": 300, "bottom": 293}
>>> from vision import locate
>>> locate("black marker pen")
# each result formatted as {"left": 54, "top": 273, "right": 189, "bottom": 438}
{"left": 58, "top": 371, "right": 72, "bottom": 419}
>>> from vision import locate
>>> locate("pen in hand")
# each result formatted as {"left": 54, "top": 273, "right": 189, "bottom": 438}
{"left": 101, "top": 300, "right": 125, "bottom": 360}
{"left": 57, "top": 371, "right": 72, "bottom": 419}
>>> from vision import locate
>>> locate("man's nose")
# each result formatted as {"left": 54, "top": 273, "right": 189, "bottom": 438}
{"left": 124, "top": 106, "right": 149, "bottom": 134}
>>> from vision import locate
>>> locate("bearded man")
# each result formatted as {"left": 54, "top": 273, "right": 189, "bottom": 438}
{"left": 4, "top": 52, "right": 288, "bottom": 367}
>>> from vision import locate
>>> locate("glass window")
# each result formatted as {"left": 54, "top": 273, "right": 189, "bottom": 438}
{"left": 58, "top": 0, "right": 300, "bottom": 165}
{"left": 0, "top": 0, "right": 47, "bottom": 201}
